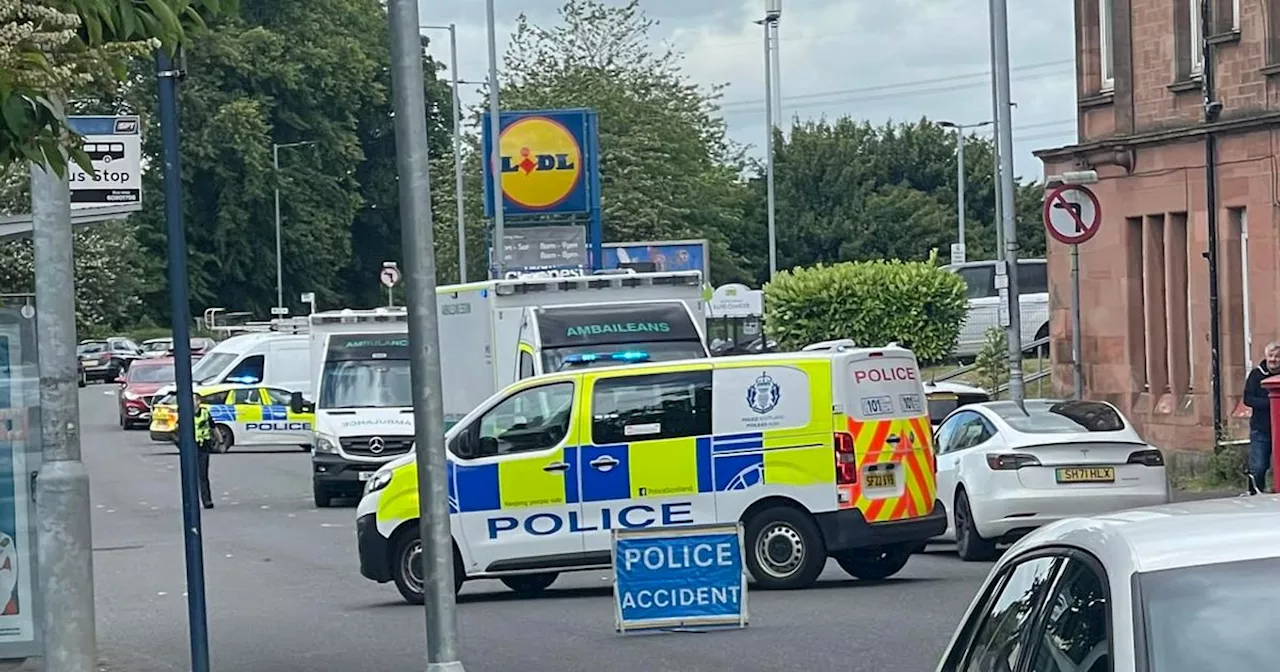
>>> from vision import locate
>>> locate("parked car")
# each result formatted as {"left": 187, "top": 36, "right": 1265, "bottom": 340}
{"left": 932, "top": 399, "right": 1170, "bottom": 560}
{"left": 944, "top": 259, "right": 1049, "bottom": 359}
{"left": 139, "top": 338, "right": 173, "bottom": 359}
{"left": 76, "top": 337, "right": 142, "bottom": 383}
{"left": 935, "top": 496, "right": 1280, "bottom": 672}
{"left": 116, "top": 357, "right": 176, "bottom": 429}
{"left": 188, "top": 337, "right": 216, "bottom": 359}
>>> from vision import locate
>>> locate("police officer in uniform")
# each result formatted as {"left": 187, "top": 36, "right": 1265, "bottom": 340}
{"left": 193, "top": 394, "right": 215, "bottom": 509}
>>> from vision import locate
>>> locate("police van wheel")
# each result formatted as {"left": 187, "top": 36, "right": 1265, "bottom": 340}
{"left": 313, "top": 483, "right": 334, "bottom": 508}
{"left": 391, "top": 525, "right": 465, "bottom": 605}
{"left": 500, "top": 573, "right": 558, "bottom": 596}
{"left": 744, "top": 506, "right": 826, "bottom": 590}
{"left": 834, "top": 545, "right": 912, "bottom": 581}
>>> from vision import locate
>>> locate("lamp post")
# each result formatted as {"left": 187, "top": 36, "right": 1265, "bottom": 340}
{"left": 938, "top": 120, "right": 993, "bottom": 264}
{"left": 420, "top": 23, "right": 469, "bottom": 283}
{"left": 484, "top": 0, "right": 505, "bottom": 278}
{"left": 757, "top": 0, "right": 782, "bottom": 280}
{"left": 273, "top": 140, "right": 316, "bottom": 314}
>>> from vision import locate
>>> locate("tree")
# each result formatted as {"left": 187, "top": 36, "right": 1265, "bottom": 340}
{"left": 737, "top": 117, "right": 1046, "bottom": 284}
{"left": 125, "top": 0, "right": 454, "bottom": 319}
{"left": 463, "top": 0, "right": 754, "bottom": 283}
{"left": 1, "top": 0, "right": 234, "bottom": 174}
{"left": 0, "top": 218, "right": 147, "bottom": 336}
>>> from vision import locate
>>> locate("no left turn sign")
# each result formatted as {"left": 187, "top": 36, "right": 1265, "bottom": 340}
{"left": 380, "top": 265, "right": 401, "bottom": 288}
{"left": 1042, "top": 184, "right": 1101, "bottom": 245}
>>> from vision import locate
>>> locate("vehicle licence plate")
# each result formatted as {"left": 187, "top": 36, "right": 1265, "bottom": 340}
{"left": 1056, "top": 467, "right": 1115, "bottom": 483}
{"left": 357, "top": 471, "right": 373, "bottom": 482}
{"left": 864, "top": 471, "right": 897, "bottom": 489}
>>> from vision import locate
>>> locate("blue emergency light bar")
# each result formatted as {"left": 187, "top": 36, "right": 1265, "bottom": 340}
{"left": 563, "top": 351, "right": 651, "bottom": 365}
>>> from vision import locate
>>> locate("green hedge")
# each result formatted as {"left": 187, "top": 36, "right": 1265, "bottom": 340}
{"left": 763, "top": 254, "right": 968, "bottom": 363}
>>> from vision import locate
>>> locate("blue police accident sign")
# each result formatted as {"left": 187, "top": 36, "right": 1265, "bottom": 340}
{"left": 612, "top": 522, "right": 748, "bottom": 633}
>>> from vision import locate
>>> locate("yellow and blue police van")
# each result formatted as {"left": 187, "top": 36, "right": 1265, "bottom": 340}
{"left": 356, "top": 345, "right": 946, "bottom": 604}
{"left": 149, "top": 383, "right": 314, "bottom": 453}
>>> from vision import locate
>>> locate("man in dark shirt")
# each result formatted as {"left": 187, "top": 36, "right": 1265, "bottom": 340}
{"left": 1242, "top": 342, "right": 1280, "bottom": 494}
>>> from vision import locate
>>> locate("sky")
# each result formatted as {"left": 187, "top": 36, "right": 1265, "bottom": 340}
{"left": 416, "top": 0, "right": 1077, "bottom": 183}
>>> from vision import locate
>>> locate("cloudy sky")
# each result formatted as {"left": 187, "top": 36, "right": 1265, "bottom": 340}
{"left": 416, "top": 0, "right": 1077, "bottom": 182}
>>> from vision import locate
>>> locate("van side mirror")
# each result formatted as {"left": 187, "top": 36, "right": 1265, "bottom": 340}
{"left": 450, "top": 429, "right": 476, "bottom": 459}
{"left": 290, "top": 392, "right": 304, "bottom": 414}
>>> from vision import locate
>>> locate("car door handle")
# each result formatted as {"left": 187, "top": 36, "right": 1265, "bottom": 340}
{"left": 542, "top": 461, "right": 570, "bottom": 473}
{"left": 589, "top": 456, "right": 619, "bottom": 469}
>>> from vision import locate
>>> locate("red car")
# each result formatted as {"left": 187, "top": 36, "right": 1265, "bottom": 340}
{"left": 116, "top": 357, "right": 176, "bottom": 430}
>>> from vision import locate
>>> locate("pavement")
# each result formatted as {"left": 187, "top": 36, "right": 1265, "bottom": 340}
{"left": 34, "top": 386, "right": 1241, "bottom": 671}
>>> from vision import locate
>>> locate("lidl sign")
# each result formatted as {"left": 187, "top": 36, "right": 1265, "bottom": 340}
{"left": 483, "top": 109, "right": 595, "bottom": 216}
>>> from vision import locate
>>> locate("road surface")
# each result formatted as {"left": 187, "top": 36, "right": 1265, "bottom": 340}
{"left": 76, "top": 385, "right": 992, "bottom": 671}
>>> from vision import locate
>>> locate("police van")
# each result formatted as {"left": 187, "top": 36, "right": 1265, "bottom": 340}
{"left": 355, "top": 345, "right": 946, "bottom": 603}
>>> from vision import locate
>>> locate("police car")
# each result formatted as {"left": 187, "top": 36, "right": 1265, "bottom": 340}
{"left": 356, "top": 346, "right": 947, "bottom": 604}
{"left": 149, "top": 383, "right": 314, "bottom": 453}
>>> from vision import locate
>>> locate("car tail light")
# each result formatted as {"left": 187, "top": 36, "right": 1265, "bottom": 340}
{"left": 985, "top": 453, "right": 1041, "bottom": 470}
{"left": 834, "top": 432, "right": 857, "bottom": 485}
{"left": 1127, "top": 449, "right": 1165, "bottom": 467}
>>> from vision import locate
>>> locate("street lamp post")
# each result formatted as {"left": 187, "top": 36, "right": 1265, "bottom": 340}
{"left": 273, "top": 140, "right": 316, "bottom": 314}
{"left": 938, "top": 120, "right": 992, "bottom": 264}
{"left": 758, "top": 0, "right": 782, "bottom": 280}
{"left": 484, "top": 0, "right": 505, "bottom": 278}
{"left": 421, "top": 23, "right": 469, "bottom": 283}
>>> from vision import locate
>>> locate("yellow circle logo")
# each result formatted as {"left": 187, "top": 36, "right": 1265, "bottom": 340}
{"left": 498, "top": 117, "right": 583, "bottom": 210}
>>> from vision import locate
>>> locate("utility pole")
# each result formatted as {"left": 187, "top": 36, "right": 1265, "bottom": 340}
{"left": 1200, "top": 0, "right": 1224, "bottom": 441}
{"left": 988, "top": 13, "right": 1004, "bottom": 256}
{"left": 939, "top": 120, "right": 993, "bottom": 263}
{"left": 421, "top": 23, "right": 469, "bottom": 283}
{"left": 759, "top": 0, "right": 781, "bottom": 280}
{"left": 157, "top": 47, "right": 212, "bottom": 672}
{"left": 273, "top": 140, "right": 315, "bottom": 314}
{"left": 991, "top": 0, "right": 1024, "bottom": 404}
{"left": 388, "top": 1, "right": 466, "bottom": 670}
{"left": 484, "top": 0, "right": 505, "bottom": 279}
{"left": 30, "top": 99, "right": 96, "bottom": 672}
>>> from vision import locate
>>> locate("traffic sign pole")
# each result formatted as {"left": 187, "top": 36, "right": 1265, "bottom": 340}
{"left": 1043, "top": 183, "right": 1102, "bottom": 400}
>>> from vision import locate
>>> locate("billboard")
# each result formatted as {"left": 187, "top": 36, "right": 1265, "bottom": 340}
{"left": 481, "top": 110, "right": 597, "bottom": 217}
{"left": 0, "top": 300, "right": 40, "bottom": 658}
{"left": 601, "top": 239, "right": 709, "bottom": 280}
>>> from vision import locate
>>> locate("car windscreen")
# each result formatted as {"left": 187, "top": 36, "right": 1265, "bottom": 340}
{"left": 1140, "top": 557, "right": 1278, "bottom": 672}
{"left": 988, "top": 399, "right": 1126, "bottom": 433}
{"left": 535, "top": 303, "right": 703, "bottom": 350}
{"left": 192, "top": 352, "right": 237, "bottom": 383}
{"left": 318, "top": 333, "right": 411, "bottom": 409}
{"left": 543, "top": 340, "right": 710, "bottom": 372}
{"left": 128, "top": 365, "right": 175, "bottom": 384}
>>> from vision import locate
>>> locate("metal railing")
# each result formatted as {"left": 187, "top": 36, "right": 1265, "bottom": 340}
{"left": 930, "top": 336, "right": 1054, "bottom": 399}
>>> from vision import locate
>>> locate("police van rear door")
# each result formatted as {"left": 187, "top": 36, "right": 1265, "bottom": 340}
{"left": 835, "top": 348, "right": 936, "bottom": 524}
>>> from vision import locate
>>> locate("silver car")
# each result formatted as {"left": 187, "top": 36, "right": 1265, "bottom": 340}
{"left": 936, "top": 495, "right": 1280, "bottom": 671}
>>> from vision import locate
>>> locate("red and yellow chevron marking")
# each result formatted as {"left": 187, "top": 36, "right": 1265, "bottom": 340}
{"left": 839, "top": 415, "right": 936, "bottom": 522}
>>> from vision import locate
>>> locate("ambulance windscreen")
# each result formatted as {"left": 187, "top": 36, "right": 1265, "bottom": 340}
{"left": 537, "top": 303, "right": 707, "bottom": 372}
{"left": 318, "top": 333, "right": 412, "bottom": 409}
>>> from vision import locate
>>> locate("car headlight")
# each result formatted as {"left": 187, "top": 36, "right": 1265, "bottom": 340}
{"left": 314, "top": 435, "right": 339, "bottom": 454}
{"left": 364, "top": 470, "right": 393, "bottom": 495}
{"left": 123, "top": 391, "right": 140, "bottom": 400}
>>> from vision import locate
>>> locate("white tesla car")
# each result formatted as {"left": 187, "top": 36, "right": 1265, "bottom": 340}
{"left": 936, "top": 496, "right": 1280, "bottom": 672}
{"left": 933, "top": 399, "right": 1170, "bottom": 561}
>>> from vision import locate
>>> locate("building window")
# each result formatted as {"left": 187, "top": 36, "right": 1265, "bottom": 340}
{"left": 1099, "top": 0, "right": 1115, "bottom": 91}
{"left": 1190, "top": 0, "right": 1204, "bottom": 75}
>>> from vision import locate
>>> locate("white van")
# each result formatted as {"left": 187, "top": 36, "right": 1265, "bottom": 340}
{"left": 944, "top": 259, "right": 1049, "bottom": 358}
{"left": 190, "top": 333, "right": 312, "bottom": 395}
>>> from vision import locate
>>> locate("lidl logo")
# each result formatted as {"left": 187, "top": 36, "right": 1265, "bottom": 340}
{"left": 498, "top": 116, "right": 583, "bottom": 210}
